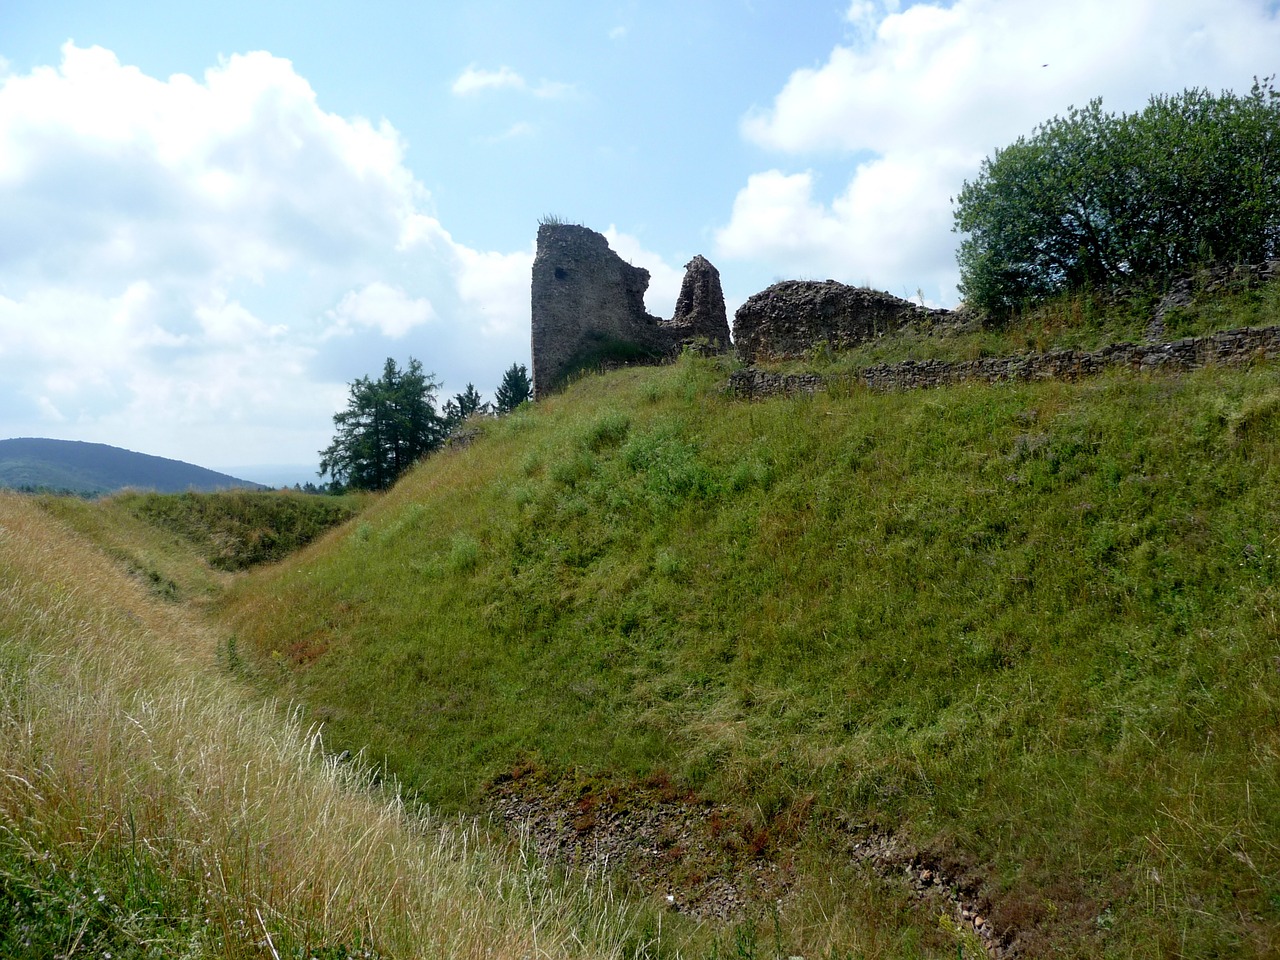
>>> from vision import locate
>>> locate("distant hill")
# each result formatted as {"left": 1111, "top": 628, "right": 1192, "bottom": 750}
{"left": 0, "top": 438, "right": 268, "bottom": 495}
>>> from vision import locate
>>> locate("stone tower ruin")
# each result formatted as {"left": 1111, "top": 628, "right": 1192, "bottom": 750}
{"left": 530, "top": 223, "right": 730, "bottom": 397}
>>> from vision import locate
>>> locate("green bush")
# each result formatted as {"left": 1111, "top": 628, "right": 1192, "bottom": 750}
{"left": 954, "top": 79, "right": 1280, "bottom": 316}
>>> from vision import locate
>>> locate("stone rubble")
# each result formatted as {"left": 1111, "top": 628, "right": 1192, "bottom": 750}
{"left": 729, "top": 325, "right": 1280, "bottom": 400}
{"left": 843, "top": 827, "right": 1019, "bottom": 958}
{"left": 1147, "top": 260, "right": 1280, "bottom": 341}
{"left": 491, "top": 785, "right": 782, "bottom": 921}
{"left": 733, "top": 280, "right": 950, "bottom": 364}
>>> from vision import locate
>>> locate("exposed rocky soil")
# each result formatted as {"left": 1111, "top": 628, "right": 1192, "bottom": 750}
{"left": 489, "top": 773, "right": 1023, "bottom": 957}
{"left": 490, "top": 772, "right": 786, "bottom": 921}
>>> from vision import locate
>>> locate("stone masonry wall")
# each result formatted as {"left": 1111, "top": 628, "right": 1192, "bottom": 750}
{"left": 530, "top": 224, "right": 730, "bottom": 397}
{"left": 733, "top": 280, "right": 951, "bottom": 364}
{"left": 729, "top": 326, "right": 1280, "bottom": 399}
{"left": 669, "top": 255, "right": 730, "bottom": 349}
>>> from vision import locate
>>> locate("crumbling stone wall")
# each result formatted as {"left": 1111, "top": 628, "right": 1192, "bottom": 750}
{"left": 669, "top": 255, "right": 730, "bottom": 349}
{"left": 733, "top": 280, "right": 951, "bottom": 363}
{"left": 530, "top": 224, "right": 729, "bottom": 397}
{"left": 1148, "top": 260, "right": 1280, "bottom": 339}
{"left": 729, "top": 326, "right": 1280, "bottom": 398}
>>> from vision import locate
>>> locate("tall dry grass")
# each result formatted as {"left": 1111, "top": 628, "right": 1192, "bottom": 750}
{"left": 0, "top": 492, "right": 641, "bottom": 959}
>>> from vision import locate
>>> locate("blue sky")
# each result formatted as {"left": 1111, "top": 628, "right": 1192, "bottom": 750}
{"left": 3, "top": 1, "right": 1279, "bottom": 483}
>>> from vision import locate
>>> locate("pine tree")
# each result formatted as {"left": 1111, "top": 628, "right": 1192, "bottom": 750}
{"left": 443, "top": 382, "right": 488, "bottom": 430}
{"left": 318, "top": 358, "right": 446, "bottom": 491}
{"left": 494, "top": 363, "right": 532, "bottom": 414}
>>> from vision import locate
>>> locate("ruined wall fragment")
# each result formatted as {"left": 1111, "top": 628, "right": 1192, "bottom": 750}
{"left": 733, "top": 280, "right": 950, "bottom": 364}
{"left": 668, "top": 255, "right": 731, "bottom": 350}
{"left": 530, "top": 224, "right": 729, "bottom": 396}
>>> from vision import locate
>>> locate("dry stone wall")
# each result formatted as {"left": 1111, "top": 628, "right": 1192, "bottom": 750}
{"left": 733, "top": 280, "right": 952, "bottom": 363}
{"left": 669, "top": 255, "right": 730, "bottom": 349}
{"left": 1148, "top": 260, "right": 1280, "bottom": 339}
{"left": 729, "top": 326, "right": 1280, "bottom": 399}
{"left": 530, "top": 224, "right": 729, "bottom": 397}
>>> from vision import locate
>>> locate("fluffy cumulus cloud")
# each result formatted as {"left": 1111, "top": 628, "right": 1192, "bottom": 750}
{"left": 325, "top": 283, "right": 435, "bottom": 340}
{"left": 455, "top": 245, "right": 537, "bottom": 341}
{"left": 0, "top": 43, "right": 532, "bottom": 472}
{"left": 602, "top": 228, "right": 684, "bottom": 320}
{"left": 718, "top": 0, "right": 1280, "bottom": 304}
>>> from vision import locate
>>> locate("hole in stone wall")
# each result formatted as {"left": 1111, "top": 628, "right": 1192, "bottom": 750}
{"left": 555, "top": 267, "right": 569, "bottom": 280}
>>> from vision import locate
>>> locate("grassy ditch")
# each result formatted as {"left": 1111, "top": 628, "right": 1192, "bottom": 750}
{"left": 115, "top": 489, "right": 369, "bottom": 570}
{"left": 0, "top": 493, "right": 654, "bottom": 960}
{"left": 220, "top": 350, "right": 1280, "bottom": 958}
{"left": 31, "top": 489, "right": 368, "bottom": 607}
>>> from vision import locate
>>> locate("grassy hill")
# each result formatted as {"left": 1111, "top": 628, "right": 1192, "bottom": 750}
{"left": 217, "top": 335, "right": 1280, "bottom": 957}
{"left": 0, "top": 437, "right": 267, "bottom": 495}
{"left": 6, "top": 277, "right": 1280, "bottom": 958}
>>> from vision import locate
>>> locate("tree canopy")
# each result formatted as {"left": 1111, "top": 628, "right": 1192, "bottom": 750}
{"left": 443, "top": 383, "right": 487, "bottom": 430}
{"left": 319, "top": 358, "right": 447, "bottom": 491}
{"left": 494, "top": 363, "right": 532, "bottom": 414}
{"left": 953, "top": 79, "right": 1280, "bottom": 316}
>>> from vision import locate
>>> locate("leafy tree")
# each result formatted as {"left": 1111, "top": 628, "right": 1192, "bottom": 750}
{"left": 319, "top": 357, "right": 447, "bottom": 491}
{"left": 494, "top": 363, "right": 532, "bottom": 414}
{"left": 443, "top": 383, "right": 488, "bottom": 430}
{"left": 954, "top": 79, "right": 1280, "bottom": 316}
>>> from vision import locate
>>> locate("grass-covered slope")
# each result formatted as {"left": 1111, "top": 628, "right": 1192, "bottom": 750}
{"left": 221, "top": 354, "right": 1280, "bottom": 958}
{"left": 0, "top": 492, "right": 645, "bottom": 960}
{"left": 32, "top": 489, "right": 368, "bottom": 606}
{"left": 772, "top": 266, "right": 1280, "bottom": 374}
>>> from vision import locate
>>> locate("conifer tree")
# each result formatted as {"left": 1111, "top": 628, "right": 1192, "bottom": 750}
{"left": 494, "top": 363, "right": 532, "bottom": 414}
{"left": 319, "top": 357, "right": 446, "bottom": 491}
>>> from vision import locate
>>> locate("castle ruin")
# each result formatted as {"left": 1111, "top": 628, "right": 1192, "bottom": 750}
{"left": 530, "top": 224, "right": 730, "bottom": 397}
{"left": 732, "top": 280, "right": 952, "bottom": 364}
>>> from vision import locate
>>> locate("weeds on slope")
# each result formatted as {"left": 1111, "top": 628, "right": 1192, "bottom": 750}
{"left": 0, "top": 493, "right": 649, "bottom": 960}
{"left": 221, "top": 351, "right": 1280, "bottom": 957}
{"left": 767, "top": 271, "right": 1280, "bottom": 374}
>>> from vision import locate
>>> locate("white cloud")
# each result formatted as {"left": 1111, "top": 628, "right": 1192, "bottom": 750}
{"left": 602, "top": 227, "right": 684, "bottom": 320}
{"left": 748, "top": 0, "right": 1280, "bottom": 156}
{"left": 452, "top": 65, "right": 527, "bottom": 95}
{"left": 721, "top": 0, "right": 1280, "bottom": 303}
{"left": 198, "top": 290, "right": 286, "bottom": 345}
{"left": 325, "top": 282, "right": 435, "bottom": 339}
{"left": 0, "top": 43, "right": 534, "bottom": 468}
{"left": 451, "top": 64, "right": 573, "bottom": 99}
{"left": 455, "top": 245, "right": 534, "bottom": 341}
{"left": 531, "top": 80, "right": 575, "bottom": 99}
{"left": 609, "top": 25, "right": 629, "bottom": 40}
{"left": 716, "top": 157, "right": 968, "bottom": 298}
{"left": 487, "top": 121, "right": 537, "bottom": 143}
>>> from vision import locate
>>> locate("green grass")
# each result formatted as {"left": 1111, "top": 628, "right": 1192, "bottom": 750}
{"left": 0, "top": 492, "right": 659, "bottom": 960}
{"left": 765, "top": 273, "right": 1280, "bottom": 375}
{"left": 218, "top": 348, "right": 1280, "bottom": 957}
{"left": 30, "top": 489, "right": 368, "bottom": 608}
{"left": 116, "top": 489, "right": 369, "bottom": 570}
{"left": 14, "top": 277, "right": 1280, "bottom": 957}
